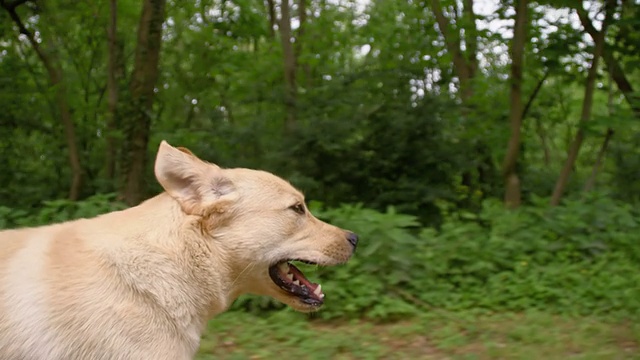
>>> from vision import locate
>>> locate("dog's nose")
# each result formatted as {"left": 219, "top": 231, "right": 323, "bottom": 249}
{"left": 346, "top": 231, "right": 359, "bottom": 249}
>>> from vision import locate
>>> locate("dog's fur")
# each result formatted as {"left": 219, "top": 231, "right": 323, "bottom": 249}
{"left": 0, "top": 141, "right": 356, "bottom": 359}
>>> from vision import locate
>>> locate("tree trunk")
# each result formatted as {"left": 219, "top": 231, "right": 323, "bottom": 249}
{"left": 462, "top": 0, "right": 478, "bottom": 80}
{"left": 583, "top": 128, "right": 614, "bottom": 192}
{"left": 1, "top": 0, "right": 83, "bottom": 200}
{"left": 120, "top": 0, "right": 166, "bottom": 205}
{"left": 296, "top": 0, "right": 312, "bottom": 87}
{"left": 430, "top": 0, "right": 492, "bottom": 202}
{"left": 584, "top": 58, "right": 616, "bottom": 193}
{"left": 576, "top": 5, "right": 640, "bottom": 119}
{"left": 265, "top": 0, "right": 276, "bottom": 38}
{"left": 429, "top": 0, "right": 473, "bottom": 100}
{"left": 278, "top": 0, "right": 297, "bottom": 133}
{"left": 106, "top": 0, "right": 119, "bottom": 180}
{"left": 502, "top": 0, "right": 528, "bottom": 209}
{"left": 534, "top": 118, "right": 551, "bottom": 166}
{"left": 550, "top": 0, "right": 615, "bottom": 206}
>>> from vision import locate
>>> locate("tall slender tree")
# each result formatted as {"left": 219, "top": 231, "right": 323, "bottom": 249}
{"left": 106, "top": 0, "right": 119, "bottom": 181}
{"left": 278, "top": 0, "right": 297, "bottom": 133}
{"left": 1, "top": 0, "right": 83, "bottom": 200}
{"left": 502, "top": 0, "right": 528, "bottom": 208}
{"left": 576, "top": 3, "right": 639, "bottom": 119}
{"left": 550, "top": 0, "right": 616, "bottom": 206}
{"left": 429, "top": 0, "right": 496, "bottom": 199}
{"left": 120, "top": 0, "right": 167, "bottom": 205}
{"left": 429, "top": 0, "right": 478, "bottom": 103}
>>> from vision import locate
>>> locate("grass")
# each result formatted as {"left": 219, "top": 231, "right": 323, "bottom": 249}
{"left": 196, "top": 309, "right": 639, "bottom": 359}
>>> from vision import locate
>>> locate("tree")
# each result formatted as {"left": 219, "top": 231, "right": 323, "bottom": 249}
{"left": 576, "top": 3, "right": 639, "bottom": 119}
{"left": 550, "top": 0, "right": 616, "bottom": 206}
{"left": 428, "top": 0, "right": 499, "bottom": 203}
{"left": 295, "top": 0, "right": 311, "bottom": 87}
{"left": 1, "top": 0, "right": 639, "bottom": 226}
{"left": 265, "top": 0, "right": 276, "bottom": 38}
{"left": 105, "top": 0, "right": 124, "bottom": 181}
{"left": 106, "top": 0, "right": 120, "bottom": 181}
{"left": 1, "top": 0, "right": 83, "bottom": 200}
{"left": 278, "top": 0, "right": 297, "bottom": 132}
{"left": 502, "top": 0, "right": 528, "bottom": 208}
{"left": 120, "top": 0, "right": 166, "bottom": 205}
{"left": 429, "top": 0, "right": 478, "bottom": 103}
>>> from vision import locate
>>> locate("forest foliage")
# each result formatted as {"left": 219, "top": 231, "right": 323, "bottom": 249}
{"left": 1, "top": 0, "right": 639, "bottom": 320}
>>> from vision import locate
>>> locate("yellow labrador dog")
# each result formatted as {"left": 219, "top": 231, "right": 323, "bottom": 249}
{"left": 0, "top": 141, "right": 358, "bottom": 359}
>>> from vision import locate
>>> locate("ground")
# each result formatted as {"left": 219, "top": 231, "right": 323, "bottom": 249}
{"left": 196, "top": 310, "right": 639, "bottom": 359}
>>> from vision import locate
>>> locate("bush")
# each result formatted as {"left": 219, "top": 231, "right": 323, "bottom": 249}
{"left": 0, "top": 193, "right": 126, "bottom": 229}
{"left": 309, "top": 193, "right": 640, "bottom": 320}
{"left": 2, "top": 192, "right": 638, "bottom": 321}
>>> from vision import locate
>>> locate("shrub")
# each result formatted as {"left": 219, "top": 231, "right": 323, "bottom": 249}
{"left": 0, "top": 193, "right": 126, "bottom": 229}
{"left": 309, "top": 193, "right": 640, "bottom": 320}
{"left": 1, "top": 192, "right": 638, "bottom": 321}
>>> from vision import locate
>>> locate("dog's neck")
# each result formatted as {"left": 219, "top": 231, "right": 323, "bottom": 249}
{"left": 100, "top": 193, "right": 238, "bottom": 344}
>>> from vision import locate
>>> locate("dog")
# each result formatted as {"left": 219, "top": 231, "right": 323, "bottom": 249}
{"left": 0, "top": 141, "right": 358, "bottom": 359}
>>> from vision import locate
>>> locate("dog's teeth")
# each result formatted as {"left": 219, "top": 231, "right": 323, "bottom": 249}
{"left": 286, "top": 273, "right": 294, "bottom": 280}
{"left": 293, "top": 280, "right": 300, "bottom": 286}
{"left": 278, "top": 262, "right": 289, "bottom": 273}
{"left": 313, "top": 284, "right": 322, "bottom": 296}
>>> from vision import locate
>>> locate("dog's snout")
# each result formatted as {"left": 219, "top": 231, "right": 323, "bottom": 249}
{"left": 345, "top": 231, "right": 359, "bottom": 249}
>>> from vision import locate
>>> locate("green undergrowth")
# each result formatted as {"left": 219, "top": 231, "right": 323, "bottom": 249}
{"left": 235, "top": 193, "right": 640, "bottom": 320}
{"left": 0, "top": 193, "right": 126, "bottom": 229}
{"left": 196, "top": 309, "right": 639, "bottom": 359}
{"left": 1, "top": 192, "right": 639, "bottom": 321}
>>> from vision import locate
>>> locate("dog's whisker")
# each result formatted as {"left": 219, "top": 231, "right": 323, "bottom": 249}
{"left": 228, "top": 261, "right": 257, "bottom": 290}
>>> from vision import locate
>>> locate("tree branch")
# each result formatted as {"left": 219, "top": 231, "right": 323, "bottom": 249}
{"left": 521, "top": 70, "right": 549, "bottom": 120}
{"left": 576, "top": 3, "right": 639, "bottom": 118}
{"left": 1, "top": 0, "right": 58, "bottom": 81}
{"left": 429, "top": 0, "right": 471, "bottom": 91}
{"left": 0, "top": 0, "right": 30, "bottom": 11}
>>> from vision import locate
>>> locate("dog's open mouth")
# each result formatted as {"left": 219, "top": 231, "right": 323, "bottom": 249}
{"left": 268, "top": 261, "right": 325, "bottom": 306}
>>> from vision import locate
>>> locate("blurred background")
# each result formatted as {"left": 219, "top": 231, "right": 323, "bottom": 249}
{"left": 1, "top": 0, "right": 639, "bottom": 358}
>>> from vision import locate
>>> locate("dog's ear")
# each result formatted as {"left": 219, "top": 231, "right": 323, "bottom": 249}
{"left": 176, "top": 146, "right": 195, "bottom": 156}
{"left": 154, "top": 141, "right": 237, "bottom": 215}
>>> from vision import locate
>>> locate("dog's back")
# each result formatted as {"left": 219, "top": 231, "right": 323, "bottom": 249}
{"left": 0, "top": 214, "right": 196, "bottom": 360}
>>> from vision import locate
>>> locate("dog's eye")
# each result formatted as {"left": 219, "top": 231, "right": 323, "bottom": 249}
{"left": 289, "top": 203, "right": 306, "bottom": 215}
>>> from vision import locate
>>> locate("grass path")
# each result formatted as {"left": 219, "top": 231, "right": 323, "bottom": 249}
{"left": 196, "top": 310, "right": 639, "bottom": 359}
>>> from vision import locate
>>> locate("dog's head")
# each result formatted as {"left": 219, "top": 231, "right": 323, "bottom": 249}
{"left": 154, "top": 141, "right": 357, "bottom": 312}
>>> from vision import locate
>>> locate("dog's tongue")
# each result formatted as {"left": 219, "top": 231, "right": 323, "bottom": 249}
{"left": 278, "top": 262, "right": 323, "bottom": 299}
{"left": 288, "top": 264, "right": 316, "bottom": 290}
